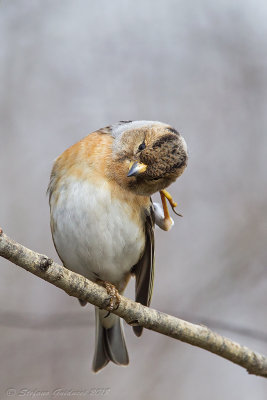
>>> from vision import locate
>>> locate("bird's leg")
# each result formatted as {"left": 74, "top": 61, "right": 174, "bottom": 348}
{"left": 160, "top": 190, "right": 171, "bottom": 222}
{"left": 160, "top": 189, "right": 183, "bottom": 217}
{"left": 97, "top": 280, "right": 120, "bottom": 312}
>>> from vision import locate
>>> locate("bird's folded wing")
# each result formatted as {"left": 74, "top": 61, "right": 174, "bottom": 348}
{"left": 132, "top": 203, "right": 155, "bottom": 337}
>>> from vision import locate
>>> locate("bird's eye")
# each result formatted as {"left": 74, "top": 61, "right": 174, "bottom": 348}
{"left": 138, "top": 142, "right": 146, "bottom": 151}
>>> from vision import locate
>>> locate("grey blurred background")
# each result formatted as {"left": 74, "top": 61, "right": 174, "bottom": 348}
{"left": 1, "top": 0, "right": 267, "bottom": 399}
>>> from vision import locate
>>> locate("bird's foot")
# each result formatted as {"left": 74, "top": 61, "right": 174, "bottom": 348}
{"left": 160, "top": 189, "right": 183, "bottom": 218}
{"left": 97, "top": 280, "right": 120, "bottom": 312}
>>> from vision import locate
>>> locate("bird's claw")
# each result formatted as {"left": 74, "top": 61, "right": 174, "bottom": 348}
{"left": 160, "top": 189, "right": 183, "bottom": 220}
{"left": 171, "top": 206, "right": 183, "bottom": 217}
{"left": 97, "top": 280, "right": 120, "bottom": 312}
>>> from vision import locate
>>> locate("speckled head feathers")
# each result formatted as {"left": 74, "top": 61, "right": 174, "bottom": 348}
{"left": 111, "top": 120, "right": 167, "bottom": 138}
{"left": 106, "top": 120, "right": 188, "bottom": 196}
{"left": 48, "top": 120, "right": 188, "bottom": 199}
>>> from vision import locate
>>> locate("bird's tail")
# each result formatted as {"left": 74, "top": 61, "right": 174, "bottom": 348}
{"left": 92, "top": 307, "right": 129, "bottom": 372}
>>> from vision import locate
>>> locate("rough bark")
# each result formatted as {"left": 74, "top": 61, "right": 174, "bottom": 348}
{"left": 0, "top": 228, "right": 267, "bottom": 378}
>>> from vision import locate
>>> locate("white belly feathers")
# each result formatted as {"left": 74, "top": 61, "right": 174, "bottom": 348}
{"left": 50, "top": 178, "right": 145, "bottom": 284}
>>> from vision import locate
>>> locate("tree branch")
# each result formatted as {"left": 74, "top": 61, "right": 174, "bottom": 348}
{"left": 0, "top": 227, "right": 267, "bottom": 378}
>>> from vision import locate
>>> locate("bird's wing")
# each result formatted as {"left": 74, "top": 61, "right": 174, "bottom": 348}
{"left": 132, "top": 202, "right": 155, "bottom": 337}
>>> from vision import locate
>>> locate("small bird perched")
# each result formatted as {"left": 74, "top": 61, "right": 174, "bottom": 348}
{"left": 48, "top": 120, "right": 188, "bottom": 372}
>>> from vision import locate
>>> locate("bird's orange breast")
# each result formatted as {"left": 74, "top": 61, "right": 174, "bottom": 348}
{"left": 49, "top": 131, "right": 151, "bottom": 223}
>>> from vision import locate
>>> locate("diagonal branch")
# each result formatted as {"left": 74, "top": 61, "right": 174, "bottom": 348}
{"left": 0, "top": 227, "right": 267, "bottom": 378}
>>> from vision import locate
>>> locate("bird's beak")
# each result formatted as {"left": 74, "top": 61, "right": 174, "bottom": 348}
{"left": 127, "top": 161, "right": 147, "bottom": 177}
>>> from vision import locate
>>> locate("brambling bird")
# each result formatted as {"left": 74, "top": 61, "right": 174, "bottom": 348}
{"left": 48, "top": 120, "right": 188, "bottom": 372}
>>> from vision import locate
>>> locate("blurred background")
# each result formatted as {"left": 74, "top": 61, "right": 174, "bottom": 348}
{"left": 1, "top": 0, "right": 267, "bottom": 398}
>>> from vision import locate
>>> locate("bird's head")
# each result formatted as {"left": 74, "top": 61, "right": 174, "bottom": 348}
{"left": 107, "top": 121, "right": 188, "bottom": 196}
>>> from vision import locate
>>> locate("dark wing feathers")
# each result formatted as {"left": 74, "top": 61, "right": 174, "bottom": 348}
{"left": 132, "top": 203, "right": 155, "bottom": 337}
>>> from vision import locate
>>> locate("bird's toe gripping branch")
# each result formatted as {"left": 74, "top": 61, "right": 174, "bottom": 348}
{"left": 97, "top": 280, "right": 120, "bottom": 314}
